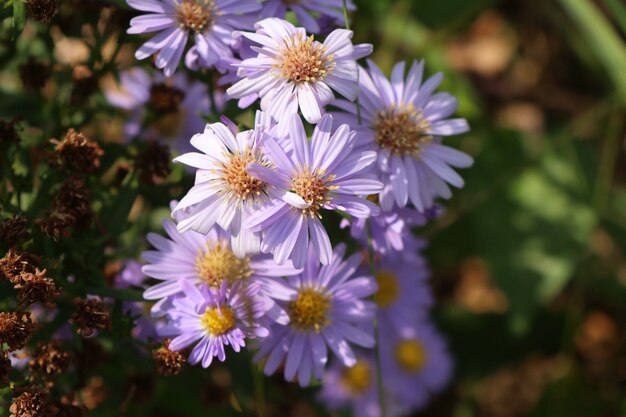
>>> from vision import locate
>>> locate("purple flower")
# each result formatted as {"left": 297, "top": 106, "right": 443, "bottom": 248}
{"left": 246, "top": 114, "right": 382, "bottom": 268}
{"left": 260, "top": 0, "right": 355, "bottom": 34}
{"left": 254, "top": 244, "right": 377, "bottom": 386}
{"left": 341, "top": 206, "right": 438, "bottom": 255}
{"left": 227, "top": 18, "right": 372, "bottom": 124}
{"left": 379, "top": 321, "right": 453, "bottom": 411}
{"left": 332, "top": 60, "right": 473, "bottom": 212}
{"left": 104, "top": 67, "right": 218, "bottom": 155}
{"left": 171, "top": 112, "right": 277, "bottom": 256}
{"left": 160, "top": 279, "right": 268, "bottom": 367}
{"left": 141, "top": 219, "right": 299, "bottom": 320}
{"left": 126, "top": 0, "right": 261, "bottom": 76}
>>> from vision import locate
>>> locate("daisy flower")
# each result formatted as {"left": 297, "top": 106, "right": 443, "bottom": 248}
{"left": 141, "top": 219, "right": 299, "bottom": 326}
{"left": 161, "top": 279, "right": 268, "bottom": 367}
{"left": 104, "top": 67, "right": 218, "bottom": 155}
{"left": 246, "top": 114, "right": 382, "bottom": 268}
{"left": 126, "top": 0, "right": 261, "bottom": 76}
{"left": 260, "top": 0, "right": 355, "bottom": 34}
{"left": 227, "top": 18, "right": 372, "bottom": 124}
{"left": 254, "top": 244, "right": 377, "bottom": 386}
{"left": 379, "top": 321, "right": 453, "bottom": 410}
{"left": 332, "top": 60, "right": 473, "bottom": 212}
{"left": 171, "top": 111, "right": 277, "bottom": 256}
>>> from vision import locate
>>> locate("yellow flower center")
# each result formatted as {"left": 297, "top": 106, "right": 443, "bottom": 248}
{"left": 375, "top": 270, "right": 399, "bottom": 308}
{"left": 340, "top": 360, "right": 372, "bottom": 395}
{"left": 176, "top": 0, "right": 216, "bottom": 33}
{"left": 222, "top": 149, "right": 266, "bottom": 201}
{"left": 289, "top": 288, "right": 331, "bottom": 332}
{"left": 195, "top": 239, "right": 251, "bottom": 287}
{"left": 278, "top": 33, "right": 335, "bottom": 84}
{"left": 395, "top": 339, "right": 427, "bottom": 373}
{"left": 374, "top": 105, "right": 432, "bottom": 156}
{"left": 201, "top": 306, "right": 236, "bottom": 336}
{"left": 291, "top": 168, "right": 337, "bottom": 218}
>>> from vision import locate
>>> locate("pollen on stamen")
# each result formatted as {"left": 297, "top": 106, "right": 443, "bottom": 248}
{"left": 201, "top": 306, "right": 236, "bottom": 336}
{"left": 395, "top": 339, "right": 427, "bottom": 373}
{"left": 221, "top": 149, "right": 265, "bottom": 202}
{"left": 278, "top": 33, "right": 336, "bottom": 84}
{"left": 374, "top": 105, "right": 433, "bottom": 156}
{"left": 291, "top": 168, "right": 337, "bottom": 218}
{"left": 176, "top": 0, "right": 216, "bottom": 33}
{"left": 195, "top": 239, "right": 251, "bottom": 287}
{"left": 289, "top": 288, "right": 331, "bottom": 333}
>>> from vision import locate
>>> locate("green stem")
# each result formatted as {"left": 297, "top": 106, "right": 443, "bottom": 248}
{"left": 367, "top": 223, "right": 386, "bottom": 417}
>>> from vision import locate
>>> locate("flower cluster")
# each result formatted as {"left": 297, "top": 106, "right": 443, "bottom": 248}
{"left": 123, "top": 2, "right": 471, "bottom": 415}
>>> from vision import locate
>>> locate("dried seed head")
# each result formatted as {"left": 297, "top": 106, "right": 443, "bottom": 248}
{"left": 0, "top": 118, "right": 21, "bottom": 148}
{"left": 71, "top": 298, "right": 111, "bottom": 337}
{"left": 55, "top": 176, "right": 91, "bottom": 225}
{"left": 0, "top": 215, "right": 30, "bottom": 247}
{"left": 1, "top": 351, "right": 11, "bottom": 386}
{"left": 153, "top": 339, "right": 188, "bottom": 376}
{"left": 25, "top": 0, "right": 59, "bottom": 23}
{"left": 134, "top": 140, "right": 171, "bottom": 185}
{"left": 36, "top": 212, "right": 75, "bottom": 241}
{"left": 0, "top": 311, "right": 39, "bottom": 352}
{"left": 29, "top": 340, "right": 71, "bottom": 383}
{"left": 19, "top": 58, "right": 51, "bottom": 91}
{"left": 149, "top": 83, "right": 185, "bottom": 114}
{"left": 51, "top": 129, "right": 103, "bottom": 174}
{"left": 15, "top": 269, "right": 59, "bottom": 307}
{"left": 10, "top": 386, "right": 57, "bottom": 417}
{"left": 1, "top": 249, "right": 37, "bottom": 284}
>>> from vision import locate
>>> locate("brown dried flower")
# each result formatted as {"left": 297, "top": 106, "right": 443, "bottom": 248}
{"left": 1, "top": 249, "right": 37, "bottom": 283}
{"left": 71, "top": 298, "right": 111, "bottom": 337}
{"left": 19, "top": 58, "right": 51, "bottom": 91}
{"left": 0, "top": 311, "right": 39, "bottom": 352}
{"left": 10, "top": 386, "right": 57, "bottom": 417}
{"left": 153, "top": 338, "right": 188, "bottom": 376}
{"left": 51, "top": 129, "right": 103, "bottom": 174}
{"left": 135, "top": 140, "right": 171, "bottom": 185}
{"left": 0, "top": 215, "right": 30, "bottom": 247}
{"left": 36, "top": 211, "right": 75, "bottom": 241}
{"left": 14, "top": 269, "right": 59, "bottom": 307}
{"left": 28, "top": 340, "right": 70, "bottom": 382}
{"left": 149, "top": 83, "right": 185, "bottom": 114}
{"left": 25, "top": 0, "right": 59, "bottom": 23}
{"left": 55, "top": 176, "right": 91, "bottom": 225}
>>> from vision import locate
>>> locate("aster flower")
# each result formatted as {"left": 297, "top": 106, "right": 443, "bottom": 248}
{"left": 260, "top": 0, "right": 355, "bottom": 34}
{"left": 379, "top": 321, "right": 453, "bottom": 410}
{"left": 254, "top": 244, "right": 377, "bottom": 386}
{"left": 161, "top": 279, "right": 268, "bottom": 367}
{"left": 246, "top": 114, "right": 382, "bottom": 268}
{"left": 171, "top": 111, "right": 276, "bottom": 256}
{"left": 104, "top": 67, "right": 218, "bottom": 155}
{"left": 341, "top": 205, "right": 439, "bottom": 255}
{"left": 227, "top": 18, "right": 372, "bottom": 124}
{"left": 332, "top": 60, "right": 473, "bottom": 212}
{"left": 126, "top": 0, "right": 262, "bottom": 76}
{"left": 142, "top": 219, "right": 299, "bottom": 324}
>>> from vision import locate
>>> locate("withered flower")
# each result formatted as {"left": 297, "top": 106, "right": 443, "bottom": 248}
{"left": 134, "top": 140, "right": 171, "bottom": 185}
{"left": 149, "top": 83, "right": 184, "bottom": 114}
{"left": 36, "top": 211, "right": 75, "bottom": 241}
{"left": 28, "top": 340, "right": 70, "bottom": 382}
{"left": 0, "top": 249, "right": 37, "bottom": 283}
{"left": 0, "top": 215, "right": 29, "bottom": 248}
{"left": 25, "top": 0, "right": 59, "bottom": 23}
{"left": 15, "top": 269, "right": 59, "bottom": 307}
{"left": 152, "top": 338, "right": 188, "bottom": 376}
{"left": 71, "top": 298, "right": 111, "bottom": 337}
{"left": 51, "top": 129, "right": 103, "bottom": 174}
{"left": 9, "top": 386, "right": 57, "bottom": 417}
{"left": 0, "top": 311, "right": 39, "bottom": 352}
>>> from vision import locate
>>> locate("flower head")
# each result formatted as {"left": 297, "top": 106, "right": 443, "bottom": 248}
{"left": 227, "top": 18, "right": 372, "bottom": 124}
{"left": 254, "top": 245, "right": 377, "bottom": 386}
{"left": 127, "top": 0, "right": 261, "bottom": 76}
{"left": 332, "top": 60, "right": 473, "bottom": 211}
{"left": 160, "top": 279, "right": 268, "bottom": 367}
{"left": 260, "top": 0, "right": 355, "bottom": 34}
{"left": 172, "top": 112, "right": 278, "bottom": 256}
{"left": 246, "top": 114, "right": 382, "bottom": 268}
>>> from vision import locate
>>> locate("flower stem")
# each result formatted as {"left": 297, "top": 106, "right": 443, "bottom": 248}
{"left": 367, "top": 223, "right": 386, "bottom": 417}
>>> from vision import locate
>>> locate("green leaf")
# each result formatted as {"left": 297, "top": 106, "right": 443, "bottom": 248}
{"left": 12, "top": 0, "right": 26, "bottom": 39}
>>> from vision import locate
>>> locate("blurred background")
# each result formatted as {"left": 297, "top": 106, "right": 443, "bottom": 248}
{"left": 1, "top": 0, "right": 626, "bottom": 416}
